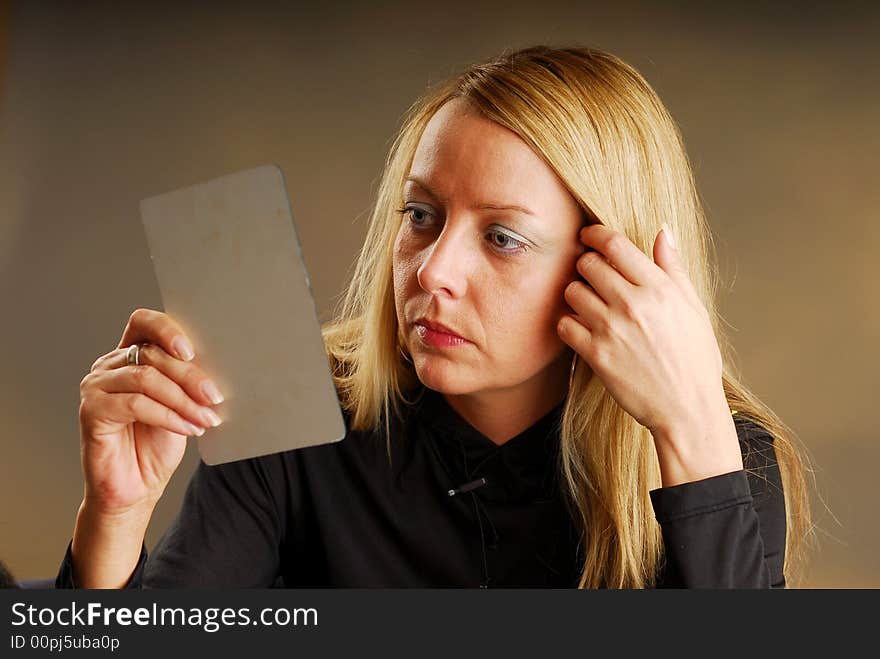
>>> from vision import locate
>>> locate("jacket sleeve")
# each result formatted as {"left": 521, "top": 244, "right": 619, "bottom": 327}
{"left": 55, "top": 541, "right": 147, "bottom": 589}
{"left": 650, "top": 417, "right": 787, "bottom": 588}
{"left": 55, "top": 453, "right": 290, "bottom": 588}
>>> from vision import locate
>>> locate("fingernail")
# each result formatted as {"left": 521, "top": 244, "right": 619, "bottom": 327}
{"left": 185, "top": 422, "right": 205, "bottom": 437}
{"left": 202, "top": 408, "right": 222, "bottom": 428}
{"left": 662, "top": 223, "right": 677, "bottom": 250}
{"left": 201, "top": 380, "right": 224, "bottom": 405}
{"left": 172, "top": 336, "right": 195, "bottom": 361}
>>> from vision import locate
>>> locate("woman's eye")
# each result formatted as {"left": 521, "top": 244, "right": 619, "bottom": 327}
{"left": 487, "top": 229, "right": 526, "bottom": 253}
{"left": 402, "top": 206, "right": 434, "bottom": 227}
{"left": 409, "top": 208, "right": 430, "bottom": 224}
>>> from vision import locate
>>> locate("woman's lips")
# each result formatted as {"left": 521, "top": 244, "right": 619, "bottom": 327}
{"left": 414, "top": 322, "right": 470, "bottom": 348}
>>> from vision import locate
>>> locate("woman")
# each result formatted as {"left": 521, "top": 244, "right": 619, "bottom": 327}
{"left": 58, "top": 46, "right": 811, "bottom": 589}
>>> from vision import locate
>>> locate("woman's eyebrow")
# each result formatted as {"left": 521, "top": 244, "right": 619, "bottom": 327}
{"left": 404, "top": 176, "right": 537, "bottom": 217}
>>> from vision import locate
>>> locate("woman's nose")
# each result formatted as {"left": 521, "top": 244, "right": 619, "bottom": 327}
{"left": 416, "top": 227, "right": 471, "bottom": 299}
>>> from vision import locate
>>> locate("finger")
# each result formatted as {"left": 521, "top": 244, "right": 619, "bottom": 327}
{"left": 97, "top": 364, "right": 222, "bottom": 431}
{"left": 575, "top": 250, "right": 633, "bottom": 306}
{"left": 96, "top": 343, "right": 224, "bottom": 407}
{"left": 563, "top": 280, "right": 609, "bottom": 332}
{"left": 652, "top": 226, "right": 704, "bottom": 309}
{"left": 580, "top": 224, "right": 661, "bottom": 288}
{"left": 556, "top": 313, "right": 593, "bottom": 359}
{"left": 92, "top": 347, "right": 138, "bottom": 372}
{"left": 96, "top": 390, "right": 206, "bottom": 438}
{"left": 117, "top": 308, "right": 196, "bottom": 362}
{"left": 90, "top": 350, "right": 122, "bottom": 373}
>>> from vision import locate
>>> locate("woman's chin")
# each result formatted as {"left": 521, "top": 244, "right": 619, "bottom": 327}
{"left": 412, "top": 357, "right": 478, "bottom": 396}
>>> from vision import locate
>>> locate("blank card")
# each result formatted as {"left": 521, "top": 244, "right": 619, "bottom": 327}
{"left": 140, "top": 164, "right": 346, "bottom": 465}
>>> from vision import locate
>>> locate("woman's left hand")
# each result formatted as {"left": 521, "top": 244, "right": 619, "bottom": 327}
{"left": 557, "top": 223, "right": 743, "bottom": 487}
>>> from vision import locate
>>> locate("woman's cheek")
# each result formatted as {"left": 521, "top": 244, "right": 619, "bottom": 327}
{"left": 522, "top": 275, "right": 572, "bottom": 342}
{"left": 392, "top": 241, "right": 420, "bottom": 288}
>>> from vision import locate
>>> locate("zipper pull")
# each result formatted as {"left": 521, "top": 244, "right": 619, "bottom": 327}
{"left": 447, "top": 477, "right": 488, "bottom": 497}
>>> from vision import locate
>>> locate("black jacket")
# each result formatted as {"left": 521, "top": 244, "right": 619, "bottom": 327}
{"left": 56, "top": 386, "right": 786, "bottom": 588}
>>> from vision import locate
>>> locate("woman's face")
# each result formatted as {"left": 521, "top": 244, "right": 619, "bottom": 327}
{"left": 393, "top": 98, "right": 584, "bottom": 401}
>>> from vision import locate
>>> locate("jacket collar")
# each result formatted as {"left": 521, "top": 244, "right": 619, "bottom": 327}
{"left": 413, "top": 385, "right": 566, "bottom": 503}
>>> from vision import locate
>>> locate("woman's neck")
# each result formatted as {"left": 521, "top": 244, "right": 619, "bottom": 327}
{"left": 443, "top": 352, "right": 572, "bottom": 445}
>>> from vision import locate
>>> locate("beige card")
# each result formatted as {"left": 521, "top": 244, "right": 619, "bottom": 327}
{"left": 140, "top": 164, "right": 346, "bottom": 465}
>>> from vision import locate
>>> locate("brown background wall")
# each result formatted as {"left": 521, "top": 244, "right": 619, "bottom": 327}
{"left": 1, "top": 1, "right": 877, "bottom": 586}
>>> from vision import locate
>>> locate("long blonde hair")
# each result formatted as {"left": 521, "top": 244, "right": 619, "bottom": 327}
{"left": 322, "top": 46, "right": 813, "bottom": 588}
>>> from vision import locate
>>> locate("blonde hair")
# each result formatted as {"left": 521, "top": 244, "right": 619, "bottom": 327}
{"left": 322, "top": 45, "right": 813, "bottom": 588}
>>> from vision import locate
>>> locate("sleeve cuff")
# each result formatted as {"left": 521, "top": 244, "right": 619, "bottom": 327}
{"left": 55, "top": 539, "right": 148, "bottom": 589}
{"left": 649, "top": 470, "right": 753, "bottom": 524}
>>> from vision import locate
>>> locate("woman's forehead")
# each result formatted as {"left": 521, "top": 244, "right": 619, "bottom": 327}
{"left": 407, "top": 100, "right": 579, "bottom": 222}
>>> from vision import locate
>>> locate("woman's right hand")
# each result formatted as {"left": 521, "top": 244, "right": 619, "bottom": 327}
{"left": 78, "top": 308, "right": 225, "bottom": 517}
